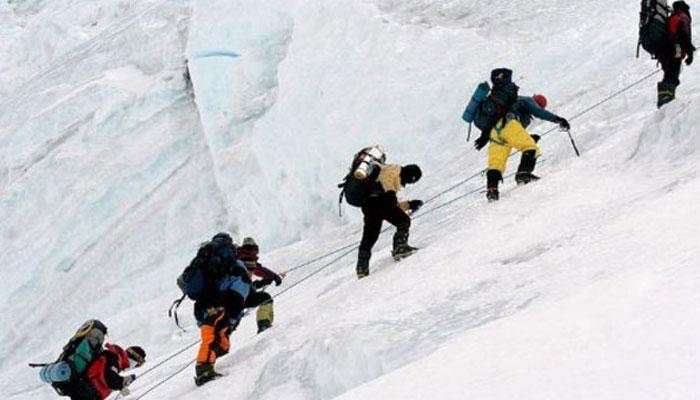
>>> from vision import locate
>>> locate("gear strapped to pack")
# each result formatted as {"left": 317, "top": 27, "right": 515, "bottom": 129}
{"left": 30, "top": 319, "right": 108, "bottom": 397}
{"left": 337, "top": 146, "right": 387, "bottom": 215}
{"left": 464, "top": 68, "right": 520, "bottom": 139}
{"left": 638, "top": 0, "right": 672, "bottom": 58}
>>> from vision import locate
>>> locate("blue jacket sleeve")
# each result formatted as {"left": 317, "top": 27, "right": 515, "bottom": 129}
{"left": 523, "top": 97, "right": 560, "bottom": 123}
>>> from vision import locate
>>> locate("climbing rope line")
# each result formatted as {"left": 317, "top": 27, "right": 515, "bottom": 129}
{"left": 126, "top": 67, "right": 663, "bottom": 399}
{"left": 137, "top": 341, "right": 199, "bottom": 380}
{"left": 133, "top": 360, "right": 195, "bottom": 400}
{"left": 284, "top": 242, "right": 357, "bottom": 273}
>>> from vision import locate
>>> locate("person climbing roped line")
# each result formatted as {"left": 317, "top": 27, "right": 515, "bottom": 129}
{"left": 237, "top": 237, "right": 285, "bottom": 333}
{"left": 172, "top": 232, "right": 252, "bottom": 386}
{"left": 463, "top": 68, "right": 570, "bottom": 201}
{"left": 658, "top": 1, "right": 695, "bottom": 107}
{"left": 33, "top": 320, "right": 145, "bottom": 400}
{"left": 338, "top": 146, "right": 424, "bottom": 278}
{"left": 638, "top": 0, "right": 695, "bottom": 107}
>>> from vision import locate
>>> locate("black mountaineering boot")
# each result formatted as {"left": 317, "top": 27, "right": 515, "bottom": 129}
{"left": 391, "top": 228, "right": 417, "bottom": 260}
{"left": 515, "top": 173, "right": 540, "bottom": 185}
{"left": 356, "top": 250, "right": 371, "bottom": 279}
{"left": 486, "top": 188, "right": 499, "bottom": 202}
{"left": 257, "top": 319, "right": 272, "bottom": 334}
{"left": 392, "top": 245, "right": 418, "bottom": 260}
{"left": 195, "top": 363, "right": 223, "bottom": 386}
{"left": 486, "top": 169, "right": 502, "bottom": 202}
{"left": 515, "top": 150, "right": 540, "bottom": 185}
{"left": 657, "top": 82, "right": 676, "bottom": 108}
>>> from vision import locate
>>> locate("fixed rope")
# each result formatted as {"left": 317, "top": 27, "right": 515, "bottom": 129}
{"left": 133, "top": 360, "right": 195, "bottom": 400}
{"left": 128, "top": 67, "right": 662, "bottom": 399}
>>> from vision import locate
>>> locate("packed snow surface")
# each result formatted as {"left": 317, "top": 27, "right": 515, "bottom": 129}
{"left": 1, "top": 0, "right": 698, "bottom": 399}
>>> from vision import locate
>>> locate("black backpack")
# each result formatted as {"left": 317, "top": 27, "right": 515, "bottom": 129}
{"left": 473, "top": 68, "right": 519, "bottom": 133}
{"left": 638, "top": 0, "right": 671, "bottom": 58}
{"left": 337, "top": 149, "right": 384, "bottom": 212}
{"left": 176, "top": 243, "right": 217, "bottom": 302}
{"left": 169, "top": 239, "right": 237, "bottom": 330}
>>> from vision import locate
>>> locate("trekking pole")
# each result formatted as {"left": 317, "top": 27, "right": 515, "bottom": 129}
{"left": 565, "top": 129, "right": 581, "bottom": 157}
{"left": 28, "top": 363, "right": 50, "bottom": 368}
{"left": 466, "top": 123, "right": 473, "bottom": 141}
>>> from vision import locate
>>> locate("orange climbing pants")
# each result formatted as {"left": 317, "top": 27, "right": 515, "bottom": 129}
{"left": 196, "top": 308, "right": 231, "bottom": 365}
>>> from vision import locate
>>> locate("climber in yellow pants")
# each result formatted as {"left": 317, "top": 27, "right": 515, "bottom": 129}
{"left": 488, "top": 119, "right": 541, "bottom": 174}
{"left": 475, "top": 94, "right": 570, "bottom": 201}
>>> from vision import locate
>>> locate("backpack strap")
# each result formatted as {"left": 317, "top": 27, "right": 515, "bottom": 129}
{"left": 167, "top": 294, "right": 188, "bottom": 332}
{"left": 337, "top": 174, "right": 351, "bottom": 217}
{"left": 338, "top": 189, "right": 344, "bottom": 217}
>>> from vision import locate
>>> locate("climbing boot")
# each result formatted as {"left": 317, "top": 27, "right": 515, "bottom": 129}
{"left": 486, "top": 188, "right": 499, "bottom": 202}
{"left": 257, "top": 319, "right": 272, "bottom": 334}
{"left": 391, "top": 227, "right": 417, "bottom": 260}
{"left": 515, "top": 150, "right": 539, "bottom": 186}
{"left": 657, "top": 82, "right": 676, "bottom": 108}
{"left": 195, "top": 363, "right": 223, "bottom": 386}
{"left": 391, "top": 244, "right": 418, "bottom": 260}
{"left": 486, "top": 169, "right": 502, "bottom": 202}
{"left": 356, "top": 250, "right": 371, "bottom": 279}
{"left": 515, "top": 172, "right": 540, "bottom": 185}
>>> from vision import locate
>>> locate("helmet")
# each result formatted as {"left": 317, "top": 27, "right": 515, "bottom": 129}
{"left": 400, "top": 164, "right": 422, "bottom": 185}
{"left": 533, "top": 94, "right": 548, "bottom": 109}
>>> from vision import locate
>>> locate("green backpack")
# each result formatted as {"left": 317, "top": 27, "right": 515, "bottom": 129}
{"left": 37, "top": 320, "right": 108, "bottom": 397}
{"left": 61, "top": 320, "right": 107, "bottom": 372}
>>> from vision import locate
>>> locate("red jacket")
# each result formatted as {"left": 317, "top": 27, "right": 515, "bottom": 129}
{"left": 668, "top": 11, "right": 694, "bottom": 56}
{"left": 86, "top": 344, "right": 130, "bottom": 400}
{"left": 237, "top": 246, "right": 280, "bottom": 284}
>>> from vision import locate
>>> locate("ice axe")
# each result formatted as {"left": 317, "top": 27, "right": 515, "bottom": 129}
{"left": 564, "top": 128, "right": 581, "bottom": 157}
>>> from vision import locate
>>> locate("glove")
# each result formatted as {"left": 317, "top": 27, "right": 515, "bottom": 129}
{"left": 123, "top": 374, "right": 136, "bottom": 387}
{"left": 254, "top": 278, "right": 274, "bottom": 288}
{"left": 474, "top": 135, "right": 489, "bottom": 150}
{"left": 272, "top": 273, "right": 283, "bottom": 286}
{"left": 686, "top": 52, "right": 693, "bottom": 66}
{"left": 556, "top": 117, "right": 570, "bottom": 131}
{"left": 408, "top": 200, "right": 424, "bottom": 212}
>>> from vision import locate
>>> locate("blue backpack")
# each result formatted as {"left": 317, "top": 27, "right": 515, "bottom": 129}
{"left": 462, "top": 82, "right": 491, "bottom": 124}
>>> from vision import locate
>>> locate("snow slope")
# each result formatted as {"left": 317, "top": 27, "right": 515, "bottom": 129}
{"left": 1, "top": 0, "right": 698, "bottom": 399}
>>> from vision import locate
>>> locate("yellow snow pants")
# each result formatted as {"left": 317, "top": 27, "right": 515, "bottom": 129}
{"left": 487, "top": 119, "right": 541, "bottom": 173}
